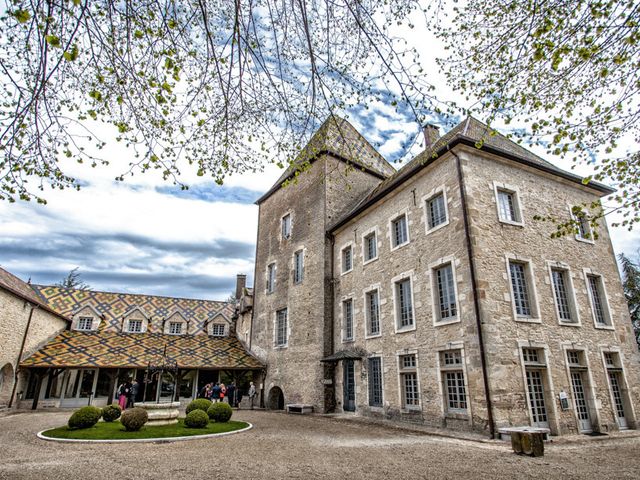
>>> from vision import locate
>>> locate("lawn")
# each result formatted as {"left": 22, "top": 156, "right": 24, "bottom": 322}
{"left": 41, "top": 419, "right": 249, "bottom": 440}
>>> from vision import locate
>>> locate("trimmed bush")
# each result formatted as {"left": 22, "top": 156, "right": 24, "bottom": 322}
{"left": 101, "top": 404, "right": 122, "bottom": 422}
{"left": 120, "top": 407, "right": 148, "bottom": 431}
{"left": 68, "top": 406, "right": 102, "bottom": 430}
{"left": 186, "top": 398, "right": 212, "bottom": 414}
{"left": 207, "top": 402, "right": 233, "bottom": 423}
{"left": 184, "top": 409, "right": 209, "bottom": 428}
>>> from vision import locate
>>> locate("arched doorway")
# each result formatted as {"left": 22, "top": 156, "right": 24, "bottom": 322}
{"left": 267, "top": 386, "right": 285, "bottom": 410}
{"left": 0, "top": 363, "right": 14, "bottom": 405}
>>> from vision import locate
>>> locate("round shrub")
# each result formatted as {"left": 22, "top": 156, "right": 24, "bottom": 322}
{"left": 207, "top": 402, "right": 233, "bottom": 423}
{"left": 68, "top": 406, "right": 102, "bottom": 430}
{"left": 101, "top": 404, "right": 122, "bottom": 422}
{"left": 184, "top": 409, "right": 209, "bottom": 428}
{"left": 120, "top": 407, "right": 148, "bottom": 431}
{"left": 186, "top": 398, "right": 212, "bottom": 414}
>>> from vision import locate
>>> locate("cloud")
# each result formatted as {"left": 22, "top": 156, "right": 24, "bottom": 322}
{"left": 156, "top": 184, "right": 261, "bottom": 204}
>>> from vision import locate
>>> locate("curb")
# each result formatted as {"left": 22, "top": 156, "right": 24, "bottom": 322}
{"left": 37, "top": 422, "right": 253, "bottom": 444}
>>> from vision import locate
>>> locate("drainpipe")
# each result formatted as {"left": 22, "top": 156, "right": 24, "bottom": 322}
{"left": 9, "top": 304, "right": 37, "bottom": 408}
{"left": 451, "top": 148, "right": 496, "bottom": 439}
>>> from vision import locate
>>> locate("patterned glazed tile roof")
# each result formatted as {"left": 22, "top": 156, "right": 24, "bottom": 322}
{"left": 20, "top": 330, "right": 263, "bottom": 369}
{"left": 257, "top": 115, "right": 395, "bottom": 204}
{"left": 0, "top": 267, "right": 70, "bottom": 322}
{"left": 32, "top": 285, "right": 234, "bottom": 334}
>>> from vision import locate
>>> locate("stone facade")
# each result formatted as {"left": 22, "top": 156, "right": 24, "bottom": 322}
{"left": 250, "top": 116, "right": 640, "bottom": 437}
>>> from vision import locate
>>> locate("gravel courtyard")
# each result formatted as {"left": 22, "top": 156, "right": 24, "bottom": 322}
{"left": 1, "top": 410, "right": 639, "bottom": 479}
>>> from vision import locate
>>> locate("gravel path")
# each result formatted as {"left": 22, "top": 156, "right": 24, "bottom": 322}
{"left": 1, "top": 410, "right": 639, "bottom": 479}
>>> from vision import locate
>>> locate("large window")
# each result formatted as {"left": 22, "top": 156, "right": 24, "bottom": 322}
{"left": 426, "top": 192, "right": 447, "bottom": 230}
{"left": 282, "top": 213, "right": 292, "bottom": 239}
{"left": 496, "top": 187, "right": 522, "bottom": 224}
{"left": 395, "top": 277, "right": 414, "bottom": 330}
{"left": 368, "top": 357, "right": 383, "bottom": 407}
{"left": 434, "top": 262, "right": 457, "bottom": 322}
{"left": 266, "top": 263, "right": 276, "bottom": 293}
{"left": 342, "top": 299, "right": 354, "bottom": 342}
{"left": 293, "top": 250, "right": 304, "bottom": 284}
{"left": 440, "top": 350, "right": 467, "bottom": 413}
{"left": 365, "top": 289, "right": 380, "bottom": 337}
{"left": 275, "top": 308, "right": 288, "bottom": 347}
{"left": 342, "top": 245, "right": 353, "bottom": 273}
{"left": 550, "top": 267, "right": 577, "bottom": 324}
{"left": 399, "top": 354, "right": 419, "bottom": 409}
{"left": 508, "top": 260, "right": 537, "bottom": 319}
{"left": 77, "top": 317, "right": 93, "bottom": 331}
{"left": 587, "top": 274, "right": 611, "bottom": 327}
{"left": 391, "top": 214, "right": 408, "bottom": 248}
{"left": 363, "top": 231, "right": 377, "bottom": 263}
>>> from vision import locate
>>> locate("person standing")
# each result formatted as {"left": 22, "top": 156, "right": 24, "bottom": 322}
{"left": 211, "top": 382, "right": 221, "bottom": 403}
{"left": 248, "top": 382, "right": 256, "bottom": 410}
{"left": 219, "top": 383, "right": 226, "bottom": 403}
{"left": 117, "top": 382, "right": 128, "bottom": 410}
{"left": 130, "top": 379, "right": 140, "bottom": 407}
{"left": 125, "top": 379, "right": 134, "bottom": 409}
{"left": 226, "top": 382, "right": 236, "bottom": 407}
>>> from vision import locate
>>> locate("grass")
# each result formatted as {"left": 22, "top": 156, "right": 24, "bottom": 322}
{"left": 41, "top": 419, "right": 249, "bottom": 440}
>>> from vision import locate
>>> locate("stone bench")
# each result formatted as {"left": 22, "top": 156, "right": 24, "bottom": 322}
{"left": 286, "top": 404, "right": 314, "bottom": 415}
{"left": 498, "top": 427, "right": 549, "bottom": 457}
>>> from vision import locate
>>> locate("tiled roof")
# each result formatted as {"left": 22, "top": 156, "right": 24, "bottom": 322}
{"left": 20, "top": 330, "right": 263, "bottom": 369}
{"left": 32, "top": 285, "right": 234, "bottom": 335}
{"left": 257, "top": 115, "right": 395, "bottom": 204}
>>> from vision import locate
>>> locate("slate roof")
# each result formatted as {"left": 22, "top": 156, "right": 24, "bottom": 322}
{"left": 20, "top": 330, "right": 263, "bottom": 369}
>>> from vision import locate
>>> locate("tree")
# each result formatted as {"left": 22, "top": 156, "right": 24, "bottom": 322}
{"left": 57, "top": 267, "right": 91, "bottom": 290}
{"left": 0, "top": 0, "right": 443, "bottom": 204}
{"left": 619, "top": 252, "right": 640, "bottom": 347}
{"left": 435, "top": 0, "right": 640, "bottom": 232}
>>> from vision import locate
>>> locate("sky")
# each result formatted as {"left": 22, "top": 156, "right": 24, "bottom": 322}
{"left": 1, "top": 8, "right": 638, "bottom": 300}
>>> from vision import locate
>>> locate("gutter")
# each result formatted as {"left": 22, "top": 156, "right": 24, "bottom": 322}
{"left": 452, "top": 148, "right": 496, "bottom": 439}
{"left": 9, "top": 304, "right": 37, "bottom": 408}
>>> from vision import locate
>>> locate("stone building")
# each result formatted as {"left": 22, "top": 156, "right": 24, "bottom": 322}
{"left": 250, "top": 115, "right": 640, "bottom": 436}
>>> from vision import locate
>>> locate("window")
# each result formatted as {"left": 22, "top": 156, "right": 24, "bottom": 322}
{"left": 282, "top": 213, "right": 291, "bottom": 239}
{"left": 77, "top": 317, "right": 93, "bottom": 331}
{"left": 496, "top": 188, "right": 521, "bottom": 224}
{"left": 363, "top": 232, "right": 377, "bottom": 262}
{"left": 566, "top": 350, "right": 581, "bottom": 366}
{"left": 293, "top": 250, "right": 304, "bottom": 284}
{"left": 395, "top": 278, "right": 414, "bottom": 330}
{"left": 434, "top": 262, "right": 457, "bottom": 322}
{"left": 572, "top": 208, "right": 593, "bottom": 242}
{"left": 509, "top": 260, "right": 534, "bottom": 318}
{"left": 211, "top": 323, "right": 225, "bottom": 337}
{"left": 550, "top": 267, "right": 577, "bottom": 323}
{"left": 440, "top": 350, "right": 467, "bottom": 413}
{"left": 168, "top": 322, "right": 182, "bottom": 335}
{"left": 391, "top": 214, "right": 408, "bottom": 248}
{"left": 587, "top": 274, "right": 611, "bottom": 326}
{"left": 266, "top": 263, "right": 276, "bottom": 293}
{"left": 342, "top": 246, "right": 353, "bottom": 273}
{"left": 342, "top": 299, "right": 354, "bottom": 342}
{"left": 128, "top": 319, "right": 142, "bottom": 333}
{"left": 604, "top": 352, "right": 617, "bottom": 368}
{"left": 522, "top": 348, "right": 542, "bottom": 365}
{"left": 275, "top": 308, "right": 288, "bottom": 347}
{"left": 365, "top": 289, "right": 380, "bottom": 336}
{"left": 399, "top": 354, "right": 419, "bottom": 409}
{"left": 426, "top": 192, "right": 447, "bottom": 230}
{"left": 368, "top": 357, "right": 383, "bottom": 407}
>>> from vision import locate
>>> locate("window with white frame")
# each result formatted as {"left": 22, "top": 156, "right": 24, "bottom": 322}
{"left": 342, "top": 245, "right": 353, "bottom": 273}
{"left": 434, "top": 262, "right": 457, "bottom": 322}
{"left": 509, "top": 260, "right": 536, "bottom": 319}
{"left": 211, "top": 323, "right": 225, "bottom": 337}
{"left": 168, "top": 322, "right": 182, "bottom": 335}
{"left": 128, "top": 319, "right": 143, "bottom": 333}
{"left": 391, "top": 214, "right": 408, "bottom": 248}
{"left": 550, "top": 267, "right": 577, "bottom": 323}
{"left": 282, "top": 213, "right": 292, "bottom": 239}
{"left": 365, "top": 289, "right": 380, "bottom": 336}
{"left": 496, "top": 187, "right": 522, "bottom": 224}
{"left": 572, "top": 207, "right": 593, "bottom": 242}
{"left": 77, "top": 316, "right": 93, "bottom": 331}
{"left": 293, "top": 250, "right": 304, "bottom": 284}
{"left": 266, "top": 263, "right": 276, "bottom": 293}
{"left": 363, "top": 231, "right": 377, "bottom": 262}
{"left": 342, "top": 299, "right": 354, "bottom": 342}
{"left": 399, "top": 354, "right": 419, "bottom": 408}
{"left": 395, "top": 277, "right": 414, "bottom": 330}
{"left": 587, "top": 274, "right": 611, "bottom": 326}
{"left": 275, "top": 308, "right": 288, "bottom": 347}
{"left": 426, "top": 191, "right": 447, "bottom": 230}
{"left": 368, "top": 357, "right": 383, "bottom": 407}
{"left": 440, "top": 349, "right": 467, "bottom": 413}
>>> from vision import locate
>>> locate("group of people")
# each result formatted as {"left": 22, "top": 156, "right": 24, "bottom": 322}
{"left": 200, "top": 381, "right": 238, "bottom": 406}
{"left": 116, "top": 378, "right": 140, "bottom": 410}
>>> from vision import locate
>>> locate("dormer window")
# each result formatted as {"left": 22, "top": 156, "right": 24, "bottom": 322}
{"left": 77, "top": 317, "right": 93, "bottom": 331}
{"left": 128, "top": 319, "right": 143, "bottom": 333}
{"left": 211, "top": 324, "right": 226, "bottom": 337}
{"left": 168, "top": 322, "right": 183, "bottom": 335}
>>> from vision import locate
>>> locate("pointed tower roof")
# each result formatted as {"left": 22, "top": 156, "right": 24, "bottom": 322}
{"left": 256, "top": 116, "right": 395, "bottom": 204}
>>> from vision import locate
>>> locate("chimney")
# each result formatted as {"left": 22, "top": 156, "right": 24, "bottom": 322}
{"left": 235, "top": 274, "right": 247, "bottom": 301}
{"left": 423, "top": 123, "right": 440, "bottom": 148}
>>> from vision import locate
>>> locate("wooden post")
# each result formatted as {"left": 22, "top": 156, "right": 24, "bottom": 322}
{"left": 31, "top": 369, "right": 48, "bottom": 410}
{"left": 107, "top": 369, "right": 119, "bottom": 405}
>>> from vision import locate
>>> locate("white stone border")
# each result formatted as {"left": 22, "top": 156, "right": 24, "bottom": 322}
{"left": 37, "top": 422, "right": 253, "bottom": 444}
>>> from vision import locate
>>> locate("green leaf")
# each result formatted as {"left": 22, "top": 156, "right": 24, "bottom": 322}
{"left": 12, "top": 9, "right": 31, "bottom": 23}
{"left": 45, "top": 35, "right": 61, "bottom": 48}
